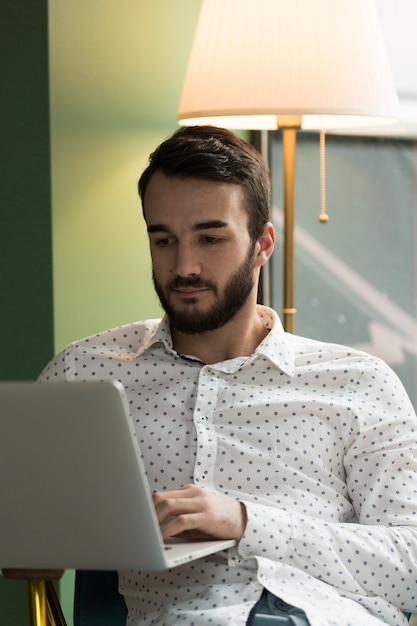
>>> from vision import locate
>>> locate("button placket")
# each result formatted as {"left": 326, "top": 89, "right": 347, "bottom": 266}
{"left": 193, "top": 367, "right": 219, "bottom": 487}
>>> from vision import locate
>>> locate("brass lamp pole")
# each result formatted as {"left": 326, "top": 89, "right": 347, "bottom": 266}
{"left": 281, "top": 123, "right": 299, "bottom": 333}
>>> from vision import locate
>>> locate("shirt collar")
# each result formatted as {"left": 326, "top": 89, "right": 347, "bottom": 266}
{"left": 137, "top": 315, "right": 174, "bottom": 354}
{"left": 253, "top": 306, "right": 295, "bottom": 376}
{"left": 135, "top": 306, "right": 295, "bottom": 377}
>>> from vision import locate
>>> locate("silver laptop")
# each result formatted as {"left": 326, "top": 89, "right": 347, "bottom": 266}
{"left": 0, "top": 380, "right": 235, "bottom": 571}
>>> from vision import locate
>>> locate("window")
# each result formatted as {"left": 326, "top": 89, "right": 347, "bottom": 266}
{"left": 267, "top": 131, "right": 417, "bottom": 404}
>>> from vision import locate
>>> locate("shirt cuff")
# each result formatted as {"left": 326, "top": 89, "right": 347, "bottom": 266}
{"left": 236, "top": 500, "right": 293, "bottom": 562}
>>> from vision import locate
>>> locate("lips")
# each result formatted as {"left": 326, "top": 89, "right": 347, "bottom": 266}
{"left": 169, "top": 278, "right": 217, "bottom": 300}
{"left": 173, "top": 287, "right": 210, "bottom": 297}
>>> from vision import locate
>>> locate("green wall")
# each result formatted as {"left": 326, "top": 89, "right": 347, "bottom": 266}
{"left": 0, "top": 0, "right": 54, "bottom": 381}
{"left": 49, "top": 124, "right": 163, "bottom": 352}
{"left": 0, "top": 0, "right": 54, "bottom": 623}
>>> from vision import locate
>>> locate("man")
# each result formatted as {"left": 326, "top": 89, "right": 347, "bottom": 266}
{"left": 39, "top": 126, "right": 417, "bottom": 625}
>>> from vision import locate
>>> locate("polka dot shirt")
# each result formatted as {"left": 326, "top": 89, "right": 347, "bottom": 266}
{"left": 39, "top": 306, "right": 417, "bottom": 626}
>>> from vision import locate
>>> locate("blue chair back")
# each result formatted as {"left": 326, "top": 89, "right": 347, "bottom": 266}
{"left": 74, "top": 570, "right": 127, "bottom": 626}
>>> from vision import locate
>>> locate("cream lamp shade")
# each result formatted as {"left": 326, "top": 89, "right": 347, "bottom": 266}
{"left": 178, "top": 0, "right": 399, "bottom": 131}
{"left": 177, "top": 0, "right": 399, "bottom": 333}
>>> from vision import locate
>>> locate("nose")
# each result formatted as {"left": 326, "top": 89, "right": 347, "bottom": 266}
{"left": 173, "top": 243, "right": 201, "bottom": 277}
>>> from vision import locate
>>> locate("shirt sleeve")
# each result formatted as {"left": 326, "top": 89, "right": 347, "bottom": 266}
{"left": 237, "top": 359, "right": 417, "bottom": 614}
{"left": 37, "top": 346, "right": 74, "bottom": 382}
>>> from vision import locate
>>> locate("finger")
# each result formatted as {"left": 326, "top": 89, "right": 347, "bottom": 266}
{"left": 154, "top": 495, "right": 201, "bottom": 525}
{"left": 152, "top": 485, "right": 203, "bottom": 522}
{"left": 152, "top": 483, "right": 198, "bottom": 506}
{"left": 158, "top": 509, "right": 211, "bottom": 540}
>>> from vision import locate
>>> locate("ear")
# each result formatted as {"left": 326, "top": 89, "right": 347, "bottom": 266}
{"left": 254, "top": 222, "right": 275, "bottom": 268}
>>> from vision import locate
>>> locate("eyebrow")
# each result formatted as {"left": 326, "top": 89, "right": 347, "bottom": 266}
{"left": 147, "top": 220, "right": 228, "bottom": 234}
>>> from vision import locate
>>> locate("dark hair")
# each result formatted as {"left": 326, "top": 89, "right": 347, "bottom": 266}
{"left": 138, "top": 126, "right": 271, "bottom": 242}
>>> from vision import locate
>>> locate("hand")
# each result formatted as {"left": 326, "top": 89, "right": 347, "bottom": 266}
{"left": 2, "top": 569, "right": 64, "bottom": 580}
{"left": 152, "top": 483, "right": 247, "bottom": 541}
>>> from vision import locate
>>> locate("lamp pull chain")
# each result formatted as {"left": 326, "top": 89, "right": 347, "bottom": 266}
{"left": 319, "top": 130, "right": 329, "bottom": 223}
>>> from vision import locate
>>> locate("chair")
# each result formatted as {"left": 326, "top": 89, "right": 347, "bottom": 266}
{"left": 74, "top": 570, "right": 127, "bottom": 626}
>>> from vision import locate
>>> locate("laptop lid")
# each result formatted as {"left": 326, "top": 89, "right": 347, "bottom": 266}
{"left": 0, "top": 381, "right": 235, "bottom": 570}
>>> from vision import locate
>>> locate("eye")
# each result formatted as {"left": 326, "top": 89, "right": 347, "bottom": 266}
{"left": 153, "top": 235, "right": 176, "bottom": 247}
{"left": 202, "top": 235, "right": 222, "bottom": 244}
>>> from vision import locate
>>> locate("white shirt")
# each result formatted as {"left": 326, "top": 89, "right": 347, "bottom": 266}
{"left": 39, "top": 306, "right": 417, "bottom": 626}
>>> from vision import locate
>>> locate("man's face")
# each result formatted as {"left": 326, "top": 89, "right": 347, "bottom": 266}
{"left": 144, "top": 171, "right": 259, "bottom": 335}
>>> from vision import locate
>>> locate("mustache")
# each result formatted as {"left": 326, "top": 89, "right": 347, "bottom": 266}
{"left": 169, "top": 276, "right": 217, "bottom": 291}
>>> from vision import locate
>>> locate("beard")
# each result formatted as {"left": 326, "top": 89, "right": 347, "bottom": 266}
{"left": 153, "top": 243, "right": 256, "bottom": 335}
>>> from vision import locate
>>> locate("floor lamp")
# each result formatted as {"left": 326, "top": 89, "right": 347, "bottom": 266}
{"left": 177, "top": 0, "right": 399, "bottom": 333}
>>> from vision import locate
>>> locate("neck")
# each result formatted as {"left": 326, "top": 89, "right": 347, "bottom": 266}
{"left": 171, "top": 304, "right": 269, "bottom": 364}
